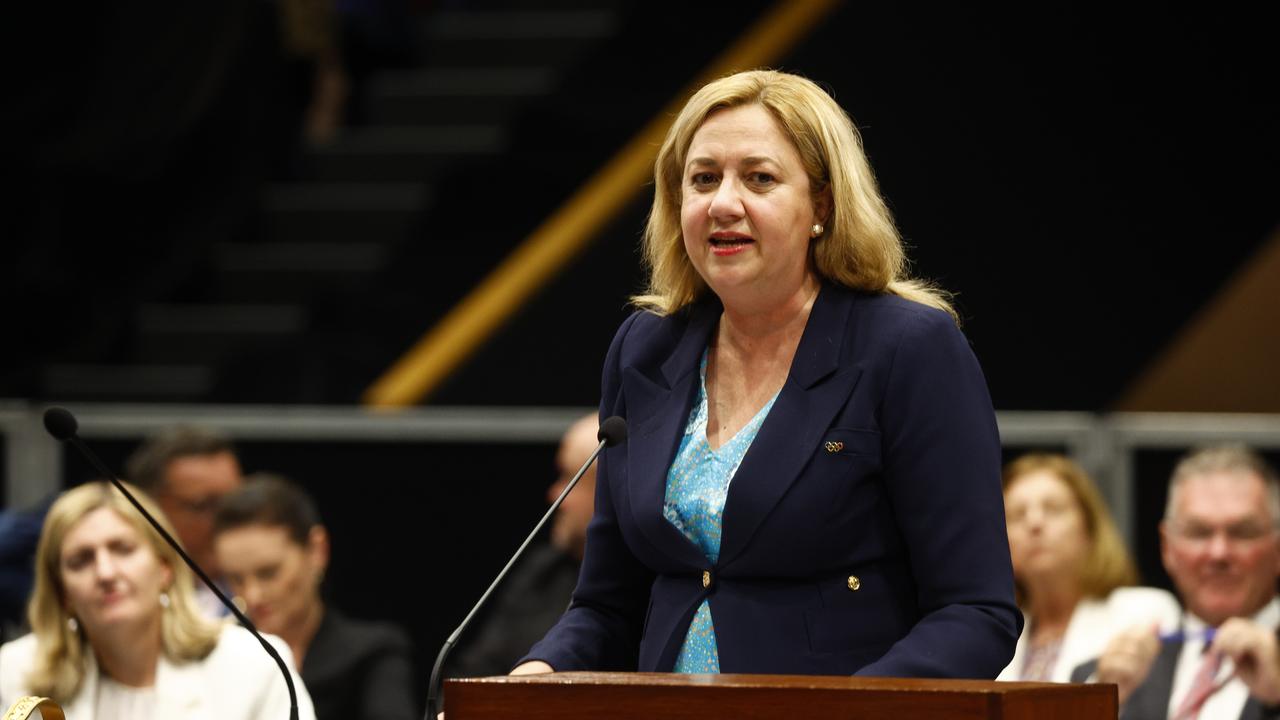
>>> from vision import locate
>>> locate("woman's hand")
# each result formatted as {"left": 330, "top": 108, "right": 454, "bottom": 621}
{"left": 438, "top": 662, "right": 556, "bottom": 719}
{"left": 510, "top": 660, "right": 555, "bottom": 676}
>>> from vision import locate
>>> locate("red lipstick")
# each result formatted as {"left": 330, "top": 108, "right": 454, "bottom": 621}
{"left": 709, "top": 231, "right": 753, "bottom": 256}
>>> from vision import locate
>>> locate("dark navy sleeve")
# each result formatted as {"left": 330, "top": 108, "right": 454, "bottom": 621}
{"left": 853, "top": 307, "right": 1021, "bottom": 678}
{"left": 520, "top": 311, "right": 656, "bottom": 671}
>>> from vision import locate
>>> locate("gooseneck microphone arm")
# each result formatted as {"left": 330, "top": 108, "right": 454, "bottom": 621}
{"left": 424, "top": 415, "right": 627, "bottom": 720}
{"left": 42, "top": 407, "right": 300, "bottom": 720}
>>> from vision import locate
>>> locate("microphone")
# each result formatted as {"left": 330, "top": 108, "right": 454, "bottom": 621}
{"left": 42, "top": 407, "right": 300, "bottom": 720}
{"left": 424, "top": 415, "right": 627, "bottom": 720}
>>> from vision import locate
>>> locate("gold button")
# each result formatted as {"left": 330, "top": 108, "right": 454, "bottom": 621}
{"left": 702, "top": 570, "right": 712, "bottom": 589}
{"left": 847, "top": 575, "right": 861, "bottom": 591}
{"left": 825, "top": 441, "right": 844, "bottom": 453}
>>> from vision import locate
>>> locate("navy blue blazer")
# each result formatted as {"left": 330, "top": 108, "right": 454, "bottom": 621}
{"left": 525, "top": 284, "right": 1021, "bottom": 677}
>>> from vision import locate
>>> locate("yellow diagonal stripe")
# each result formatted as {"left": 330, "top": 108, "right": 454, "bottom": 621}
{"left": 364, "top": 0, "right": 840, "bottom": 407}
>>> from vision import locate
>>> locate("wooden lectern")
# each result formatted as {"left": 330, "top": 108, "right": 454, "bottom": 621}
{"left": 446, "top": 673, "right": 1116, "bottom": 719}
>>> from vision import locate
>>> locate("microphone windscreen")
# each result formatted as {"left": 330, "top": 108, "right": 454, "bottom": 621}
{"left": 43, "top": 406, "right": 79, "bottom": 441}
{"left": 598, "top": 416, "right": 627, "bottom": 447}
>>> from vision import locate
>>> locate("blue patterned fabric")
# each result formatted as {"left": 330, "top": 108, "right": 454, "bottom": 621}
{"left": 663, "top": 349, "right": 778, "bottom": 673}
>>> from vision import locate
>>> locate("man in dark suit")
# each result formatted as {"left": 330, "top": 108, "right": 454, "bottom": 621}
{"left": 1073, "top": 445, "right": 1280, "bottom": 719}
{"left": 448, "top": 414, "right": 599, "bottom": 677}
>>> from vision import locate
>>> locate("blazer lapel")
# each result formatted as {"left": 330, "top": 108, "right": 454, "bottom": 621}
{"left": 623, "top": 302, "right": 718, "bottom": 569}
{"left": 63, "top": 654, "right": 100, "bottom": 720}
{"left": 718, "top": 286, "right": 862, "bottom": 568}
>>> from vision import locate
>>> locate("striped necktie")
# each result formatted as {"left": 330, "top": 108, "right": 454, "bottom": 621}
{"left": 1172, "top": 649, "right": 1223, "bottom": 720}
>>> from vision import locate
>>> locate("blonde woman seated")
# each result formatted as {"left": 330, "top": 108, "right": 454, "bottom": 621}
{"left": 0, "top": 481, "right": 315, "bottom": 720}
{"left": 998, "top": 454, "right": 1180, "bottom": 682}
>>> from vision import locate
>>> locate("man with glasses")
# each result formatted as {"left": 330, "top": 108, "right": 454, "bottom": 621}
{"left": 126, "top": 425, "right": 244, "bottom": 616}
{"left": 1074, "top": 444, "right": 1280, "bottom": 719}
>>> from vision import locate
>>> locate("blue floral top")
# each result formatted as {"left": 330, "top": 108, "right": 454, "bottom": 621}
{"left": 663, "top": 349, "right": 779, "bottom": 672}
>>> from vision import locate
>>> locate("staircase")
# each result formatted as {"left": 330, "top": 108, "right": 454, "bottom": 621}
{"left": 42, "top": 3, "right": 624, "bottom": 403}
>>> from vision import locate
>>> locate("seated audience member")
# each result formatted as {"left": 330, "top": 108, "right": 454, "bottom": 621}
{"left": 1, "top": 426, "right": 240, "bottom": 638}
{"left": 449, "top": 413, "right": 599, "bottom": 678}
{"left": 1073, "top": 445, "right": 1280, "bottom": 719}
{"left": 0, "top": 496, "right": 55, "bottom": 641}
{"left": 126, "top": 425, "right": 245, "bottom": 616}
{"left": 0, "top": 481, "right": 314, "bottom": 719}
{"left": 999, "top": 453, "right": 1179, "bottom": 681}
{"left": 212, "top": 474, "right": 416, "bottom": 720}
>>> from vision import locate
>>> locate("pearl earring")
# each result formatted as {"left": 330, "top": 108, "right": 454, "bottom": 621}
{"left": 159, "top": 591, "right": 171, "bottom": 609}
{"left": 67, "top": 616, "right": 79, "bottom": 633}
{"left": 810, "top": 223, "right": 824, "bottom": 238}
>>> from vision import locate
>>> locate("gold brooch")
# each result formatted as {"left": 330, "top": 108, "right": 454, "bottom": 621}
{"left": 824, "top": 441, "right": 844, "bottom": 453}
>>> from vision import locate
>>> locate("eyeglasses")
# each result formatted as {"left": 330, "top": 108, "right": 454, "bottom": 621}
{"left": 165, "top": 494, "right": 223, "bottom": 517}
{"left": 1167, "top": 520, "right": 1277, "bottom": 547}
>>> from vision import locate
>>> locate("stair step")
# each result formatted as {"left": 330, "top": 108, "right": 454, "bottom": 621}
{"left": 212, "top": 242, "right": 391, "bottom": 301}
{"left": 366, "top": 67, "right": 556, "bottom": 125}
{"left": 215, "top": 242, "right": 388, "bottom": 273}
{"left": 260, "top": 181, "right": 431, "bottom": 245}
{"left": 427, "top": 10, "right": 618, "bottom": 39}
{"left": 305, "top": 126, "right": 505, "bottom": 181}
{"left": 138, "top": 304, "right": 308, "bottom": 335}
{"left": 265, "top": 182, "right": 429, "bottom": 211}
{"left": 134, "top": 304, "right": 309, "bottom": 363}
{"left": 420, "top": 10, "right": 619, "bottom": 66}
{"left": 42, "top": 364, "right": 215, "bottom": 400}
{"left": 372, "top": 67, "right": 557, "bottom": 97}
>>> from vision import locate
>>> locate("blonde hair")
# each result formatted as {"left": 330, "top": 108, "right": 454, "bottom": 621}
{"left": 25, "top": 482, "right": 221, "bottom": 702}
{"left": 1003, "top": 453, "right": 1138, "bottom": 603}
{"left": 633, "top": 69, "right": 955, "bottom": 321}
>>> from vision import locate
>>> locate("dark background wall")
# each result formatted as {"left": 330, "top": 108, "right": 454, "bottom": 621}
{"left": 5, "top": 4, "right": 1276, "bottom": 411}
{"left": 437, "top": 4, "right": 1279, "bottom": 412}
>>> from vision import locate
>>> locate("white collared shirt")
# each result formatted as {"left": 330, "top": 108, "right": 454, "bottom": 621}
{"left": 1167, "top": 598, "right": 1280, "bottom": 720}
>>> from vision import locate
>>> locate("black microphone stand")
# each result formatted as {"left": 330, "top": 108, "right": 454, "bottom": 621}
{"left": 425, "top": 417, "right": 626, "bottom": 720}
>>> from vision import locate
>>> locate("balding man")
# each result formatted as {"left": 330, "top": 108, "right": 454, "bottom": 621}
{"left": 449, "top": 414, "right": 599, "bottom": 677}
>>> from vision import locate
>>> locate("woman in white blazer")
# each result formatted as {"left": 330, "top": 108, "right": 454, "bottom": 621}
{"left": 997, "top": 454, "right": 1180, "bottom": 682}
{"left": 0, "top": 481, "right": 315, "bottom": 720}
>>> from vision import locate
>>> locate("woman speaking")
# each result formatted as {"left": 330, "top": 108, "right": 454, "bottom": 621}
{"left": 516, "top": 69, "right": 1020, "bottom": 677}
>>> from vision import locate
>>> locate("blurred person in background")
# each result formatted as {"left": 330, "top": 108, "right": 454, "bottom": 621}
{"left": 448, "top": 413, "right": 599, "bottom": 677}
{"left": 1074, "top": 445, "right": 1280, "bottom": 719}
{"left": 998, "top": 453, "right": 1179, "bottom": 681}
{"left": 127, "top": 425, "right": 244, "bottom": 618}
{"left": 277, "top": 0, "right": 348, "bottom": 145}
{"left": 0, "top": 496, "right": 56, "bottom": 642}
{"left": 0, "top": 481, "right": 313, "bottom": 719}
{"left": 212, "top": 473, "right": 416, "bottom": 720}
